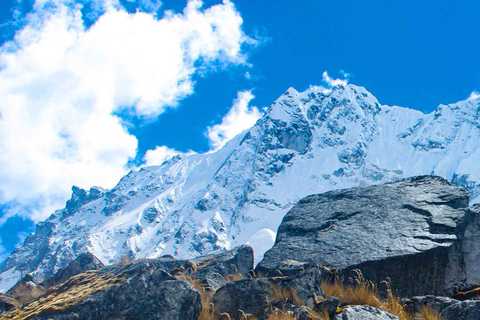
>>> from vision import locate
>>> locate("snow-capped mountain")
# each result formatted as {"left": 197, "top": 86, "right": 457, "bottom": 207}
{"left": 2, "top": 83, "right": 480, "bottom": 292}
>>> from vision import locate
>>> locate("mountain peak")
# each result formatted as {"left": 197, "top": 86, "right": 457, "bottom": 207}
{"left": 4, "top": 83, "right": 480, "bottom": 293}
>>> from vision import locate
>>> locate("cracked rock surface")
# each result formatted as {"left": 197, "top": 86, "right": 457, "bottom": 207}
{"left": 257, "top": 176, "right": 476, "bottom": 296}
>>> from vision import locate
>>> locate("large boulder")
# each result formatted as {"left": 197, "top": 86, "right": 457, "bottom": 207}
{"left": 257, "top": 176, "right": 477, "bottom": 296}
{"left": 333, "top": 306, "right": 399, "bottom": 320}
{"left": 440, "top": 300, "right": 480, "bottom": 320}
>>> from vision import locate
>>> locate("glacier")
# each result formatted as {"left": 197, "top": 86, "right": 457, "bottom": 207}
{"left": 2, "top": 83, "right": 480, "bottom": 292}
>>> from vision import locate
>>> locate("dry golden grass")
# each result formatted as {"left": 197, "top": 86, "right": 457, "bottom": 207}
{"left": 265, "top": 310, "right": 296, "bottom": 320}
{"left": 0, "top": 271, "right": 124, "bottom": 320}
{"left": 322, "top": 270, "right": 381, "bottom": 309}
{"left": 269, "top": 285, "right": 303, "bottom": 306}
{"left": 321, "top": 270, "right": 446, "bottom": 320}
{"left": 420, "top": 306, "right": 444, "bottom": 320}
{"left": 0, "top": 295, "right": 20, "bottom": 310}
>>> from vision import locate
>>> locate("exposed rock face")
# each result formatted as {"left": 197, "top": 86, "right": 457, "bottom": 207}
{"left": 333, "top": 306, "right": 399, "bottom": 320}
{"left": 440, "top": 300, "right": 480, "bottom": 320}
{"left": 460, "top": 204, "right": 480, "bottom": 283}
{"left": 190, "top": 244, "right": 254, "bottom": 290}
{"left": 257, "top": 176, "right": 476, "bottom": 296}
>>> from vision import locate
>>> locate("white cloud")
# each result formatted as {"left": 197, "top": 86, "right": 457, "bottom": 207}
{"left": 143, "top": 146, "right": 182, "bottom": 166}
{"left": 0, "top": 0, "right": 253, "bottom": 221}
{"left": 207, "top": 90, "right": 262, "bottom": 150}
{"left": 468, "top": 91, "right": 480, "bottom": 100}
{"left": 322, "top": 71, "right": 348, "bottom": 87}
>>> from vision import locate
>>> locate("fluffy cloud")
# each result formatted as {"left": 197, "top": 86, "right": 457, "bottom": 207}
{"left": 0, "top": 0, "right": 253, "bottom": 221}
{"left": 143, "top": 146, "right": 182, "bottom": 166}
{"left": 206, "top": 90, "right": 262, "bottom": 150}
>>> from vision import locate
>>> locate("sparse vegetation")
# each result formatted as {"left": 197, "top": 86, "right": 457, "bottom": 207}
{"left": 268, "top": 286, "right": 302, "bottom": 306}
{"left": 0, "top": 265, "right": 445, "bottom": 320}
{"left": 321, "top": 270, "right": 443, "bottom": 320}
{"left": 263, "top": 310, "right": 296, "bottom": 320}
{"left": 0, "top": 271, "right": 124, "bottom": 320}
{"left": 420, "top": 306, "right": 443, "bottom": 320}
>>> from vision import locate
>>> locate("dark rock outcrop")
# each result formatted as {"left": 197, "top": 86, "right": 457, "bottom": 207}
{"left": 333, "top": 306, "right": 399, "bottom": 320}
{"left": 0, "top": 294, "right": 17, "bottom": 315}
{"left": 403, "top": 295, "right": 458, "bottom": 315}
{"left": 440, "top": 300, "right": 480, "bottom": 320}
{"left": 2, "top": 245, "right": 253, "bottom": 319}
{"left": 191, "top": 244, "right": 254, "bottom": 290}
{"left": 314, "top": 296, "right": 340, "bottom": 319}
{"left": 21, "top": 263, "right": 201, "bottom": 320}
{"left": 40, "top": 252, "right": 105, "bottom": 289}
{"left": 212, "top": 263, "right": 324, "bottom": 319}
{"left": 257, "top": 176, "right": 476, "bottom": 297}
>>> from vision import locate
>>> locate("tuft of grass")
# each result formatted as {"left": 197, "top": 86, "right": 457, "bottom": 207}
{"left": 420, "top": 306, "right": 444, "bottom": 320}
{"left": 322, "top": 270, "right": 416, "bottom": 320}
{"left": 266, "top": 310, "right": 296, "bottom": 320}
{"left": 0, "top": 271, "right": 124, "bottom": 320}
{"left": 269, "top": 286, "right": 303, "bottom": 306}
{"left": 322, "top": 270, "right": 381, "bottom": 309}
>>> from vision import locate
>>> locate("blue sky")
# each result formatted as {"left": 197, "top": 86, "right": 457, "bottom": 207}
{"left": 0, "top": 0, "right": 479, "bottom": 263}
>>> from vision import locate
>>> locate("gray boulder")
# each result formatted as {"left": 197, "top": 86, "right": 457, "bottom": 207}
{"left": 440, "top": 300, "right": 480, "bottom": 320}
{"left": 333, "top": 306, "right": 399, "bottom": 320}
{"left": 257, "top": 176, "right": 477, "bottom": 296}
{"left": 213, "top": 278, "right": 272, "bottom": 319}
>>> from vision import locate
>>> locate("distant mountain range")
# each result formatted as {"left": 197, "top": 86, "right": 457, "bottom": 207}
{"left": 2, "top": 83, "right": 480, "bottom": 292}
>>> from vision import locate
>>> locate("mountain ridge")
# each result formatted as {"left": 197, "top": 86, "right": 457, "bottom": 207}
{"left": 1, "top": 83, "right": 480, "bottom": 292}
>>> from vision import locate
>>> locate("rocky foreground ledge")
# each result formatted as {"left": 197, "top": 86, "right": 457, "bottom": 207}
{"left": 2, "top": 176, "right": 480, "bottom": 319}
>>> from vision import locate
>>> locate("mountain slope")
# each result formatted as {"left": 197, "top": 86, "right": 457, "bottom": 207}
{"left": 2, "top": 83, "right": 480, "bottom": 291}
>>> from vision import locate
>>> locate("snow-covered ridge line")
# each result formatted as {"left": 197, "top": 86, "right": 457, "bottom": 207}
{"left": 2, "top": 83, "right": 480, "bottom": 292}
